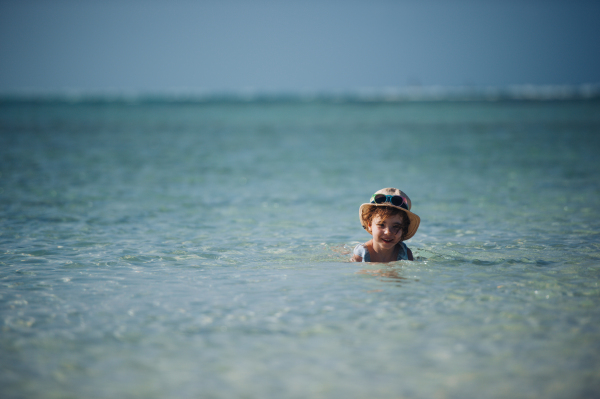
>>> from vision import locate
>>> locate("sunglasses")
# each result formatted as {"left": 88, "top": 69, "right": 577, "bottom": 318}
{"left": 370, "top": 194, "right": 408, "bottom": 210}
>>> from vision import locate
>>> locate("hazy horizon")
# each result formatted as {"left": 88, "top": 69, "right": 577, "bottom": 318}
{"left": 1, "top": 0, "right": 600, "bottom": 93}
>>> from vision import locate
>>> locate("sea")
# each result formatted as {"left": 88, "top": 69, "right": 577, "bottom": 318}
{"left": 1, "top": 91, "right": 600, "bottom": 399}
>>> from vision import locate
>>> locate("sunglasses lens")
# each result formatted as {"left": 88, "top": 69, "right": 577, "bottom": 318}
{"left": 391, "top": 196, "right": 404, "bottom": 206}
{"left": 373, "top": 194, "right": 386, "bottom": 204}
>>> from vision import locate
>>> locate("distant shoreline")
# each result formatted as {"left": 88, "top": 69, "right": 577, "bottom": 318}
{"left": 2, "top": 84, "right": 599, "bottom": 104}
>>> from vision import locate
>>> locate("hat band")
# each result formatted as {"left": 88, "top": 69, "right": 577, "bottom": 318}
{"left": 370, "top": 194, "right": 408, "bottom": 210}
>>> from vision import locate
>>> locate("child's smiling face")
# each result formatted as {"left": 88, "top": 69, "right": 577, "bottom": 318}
{"left": 370, "top": 214, "right": 404, "bottom": 248}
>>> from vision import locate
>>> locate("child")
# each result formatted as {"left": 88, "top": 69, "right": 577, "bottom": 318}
{"left": 352, "top": 188, "right": 420, "bottom": 262}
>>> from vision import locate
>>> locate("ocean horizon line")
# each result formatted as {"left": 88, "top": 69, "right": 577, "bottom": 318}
{"left": 1, "top": 84, "right": 599, "bottom": 103}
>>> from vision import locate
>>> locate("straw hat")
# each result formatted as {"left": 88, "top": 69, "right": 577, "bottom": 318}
{"left": 359, "top": 188, "right": 420, "bottom": 240}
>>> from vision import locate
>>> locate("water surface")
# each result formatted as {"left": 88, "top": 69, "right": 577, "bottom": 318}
{"left": 1, "top": 99, "right": 600, "bottom": 398}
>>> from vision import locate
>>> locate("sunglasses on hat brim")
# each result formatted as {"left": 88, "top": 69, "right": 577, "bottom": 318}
{"left": 370, "top": 194, "right": 408, "bottom": 210}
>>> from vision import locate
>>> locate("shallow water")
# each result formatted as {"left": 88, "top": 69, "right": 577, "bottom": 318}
{"left": 1, "top": 99, "right": 600, "bottom": 398}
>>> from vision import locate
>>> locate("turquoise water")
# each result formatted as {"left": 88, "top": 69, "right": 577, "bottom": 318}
{"left": 1, "top": 99, "right": 600, "bottom": 398}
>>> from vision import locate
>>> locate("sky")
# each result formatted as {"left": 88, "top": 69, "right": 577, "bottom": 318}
{"left": 1, "top": 0, "right": 599, "bottom": 94}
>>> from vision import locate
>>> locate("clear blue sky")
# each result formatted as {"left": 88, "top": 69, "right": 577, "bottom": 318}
{"left": 1, "top": 0, "right": 599, "bottom": 93}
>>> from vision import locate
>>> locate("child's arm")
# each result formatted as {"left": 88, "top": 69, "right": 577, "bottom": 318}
{"left": 407, "top": 247, "right": 414, "bottom": 261}
{"left": 351, "top": 254, "right": 362, "bottom": 262}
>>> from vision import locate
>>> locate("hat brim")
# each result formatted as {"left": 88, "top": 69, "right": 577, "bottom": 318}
{"left": 359, "top": 203, "right": 420, "bottom": 241}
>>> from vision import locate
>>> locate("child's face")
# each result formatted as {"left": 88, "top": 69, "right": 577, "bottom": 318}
{"left": 370, "top": 214, "right": 404, "bottom": 248}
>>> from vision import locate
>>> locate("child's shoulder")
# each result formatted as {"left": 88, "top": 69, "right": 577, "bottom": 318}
{"left": 397, "top": 241, "right": 414, "bottom": 261}
{"left": 405, "top": 245, "right": 414, "bottom": 261}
